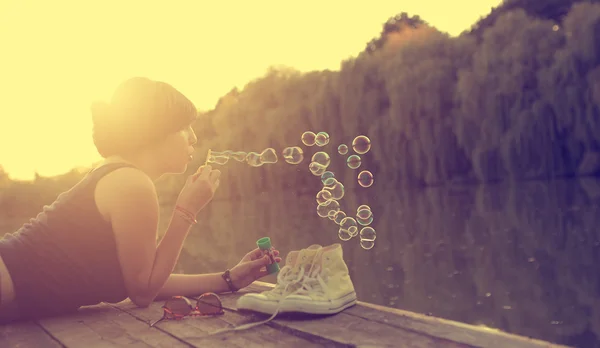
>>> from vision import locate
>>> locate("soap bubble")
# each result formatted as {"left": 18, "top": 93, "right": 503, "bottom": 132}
{"left": 338, "top": 217, "right": 358, "bottom": 241}
{"left": 231, "top": 151, "right": 248, "bottom": 162}
{"left": 316, "top": 189, "right": 333, "bottom": 205}
{"left": 323, "top": 177, "right": 337, "bottom": 188}
{"left": 347, "top": 155, "right": 361, "bottom": 169}
{"left": 357, "top": 216, "right": 373, "bottom": 226}
{"left": 357, "top": 208, "right": 372, "bottom": 220}
{"left": 328, "top": 214, "right": 336, "bottom": 221}
{"left": 359, "top": 240, "right": 375, "bottom": 250}
{"left": 360, "top": 226, "right": 376, "bottom": 241}
{"left": 301, "top": 131, "right": 316, "bottom": 146}
{"left": 357, "top": 206, "right": 373, "bottom": 226}
{"left": 338, "top": 144, "right": 348, "bottom": 155}
{"left": 245, "top": 152, "right": 262, "bottom": 167}
{"left": 259, "top": 148, "right": 278, "bottom": 164}
{"left": 357, "top": 204, "right": 371, "bottom": 212}
{"left": 321, "top": 171, "right": 335, "bottom": 185}
{"left": 311, "top": 152, "right": 331, "bottom": 168}
{"left": 352, "top": 135, "right": 371, "bottom": 155}
{"left": 339, "top": 217, "right": 356, "bottom": 229}
{"left": 338, "top": 228, "right": 352, "bottom": 241}
{"left": 208, "top": 148, "right": 278, "bottom": 166}
{"left": 317, "top": 200, "right": 340, "bottom": 218}
{"left": 324, "top": 180, "right": 345, "bottom": 200}
{"left": 358, "top": 170, "right": 374, "bottom": 188}
{"left": 282, "top": 146, "right": 304, "bottom": 164}
{"left": 340, "top": 217, "right": 358, "bottom": 237}
{"left": 315, "top": 132, "right": 330, "bottom": 146}
{"left": 207, "top": 154, "right": 229, "bottom": 165}
{"left": 309, "top": 162, "right": 327, "bottom": 176}
{"left": 333, "top": 210, "right": 347, "bottom": 225}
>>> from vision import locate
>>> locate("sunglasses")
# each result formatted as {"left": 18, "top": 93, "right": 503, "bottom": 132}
{"left": 149, "top": 292, "right": 224, "bottom": 327}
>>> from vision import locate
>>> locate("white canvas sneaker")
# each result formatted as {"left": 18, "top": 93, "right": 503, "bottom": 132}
{"left": 221, "top": 244, "right": 356, "bottom": 335}
{"left": 237, "top": 243, "right": 356, "bottom": 315}
{"left": 236, "top": 244, "right": 323, "bottom": 315}
{"left": 278, "top": 243, "right": 357, "bottom": 315}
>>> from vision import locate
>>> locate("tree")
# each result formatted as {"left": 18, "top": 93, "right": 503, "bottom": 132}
{"left": 0, "top": 166, "right": 9, "bottom": 189}
{"left": 364, "top": 12, "right": 431, "bottom": 55}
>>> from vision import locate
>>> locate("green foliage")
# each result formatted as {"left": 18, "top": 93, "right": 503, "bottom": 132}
{"left": 364, "top": 12, "right": 430, "bottom": 54}
{"left": 0, "top": 169, "right": 86, "bottom": 234}
{"left": 469, "top": 0, "right": 600, "bottom": 40}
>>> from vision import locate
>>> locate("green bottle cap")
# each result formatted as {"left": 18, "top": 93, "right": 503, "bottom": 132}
{"left": 257, "top": 237, "right": 272, "bottom": 250}
{"left": 256, "top": 237, "right": 280, "bottom": 274}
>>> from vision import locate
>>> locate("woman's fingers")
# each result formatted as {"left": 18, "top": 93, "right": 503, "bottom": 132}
{"left": 196, "top": 165, "right": 213, "bottom": 181}
{"left": 209, "top": 169, "right": 221, "bottom": 184}
{"left": 245, "top": 248, "right": 280, "bottom": 262}
{"left": 246, "top": 248, "right": 262, "bottom": 260}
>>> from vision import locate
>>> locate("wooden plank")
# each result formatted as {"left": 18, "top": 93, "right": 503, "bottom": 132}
{"left": 37, "top": 303, "right": 191, "bottom": 348}
{"left": 0, "top": 320, "right": 63, "bottom": 348}
{"left": 111, "top": 298, "right": 338, "bottom": 347}
{"left": 346, "top": 302, "right": 570, "bottom": 348}
{"left": 220, "top": 284, "right": 470, "bottom": 348}
{"left": 247, "top": 282, "right": 570, "bottom": 348}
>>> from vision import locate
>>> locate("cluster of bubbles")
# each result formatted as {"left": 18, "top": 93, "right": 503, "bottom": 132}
{"left": 301, "top": 132, "right": 374, "bottom": 188}
{"left": 335, "top": 206, "right": 376, "bottom": 245}
{"left": 205, "top": 131, "right": 377, "bottom": 250}
{"left": 207, "top": 148, "right": 279, "bottom": 167}
{"left": 302, "top": 131, "right": 377, "bottom": 250}
{"left": 316, "top": 173, "right": 376, "bottom": 250}
{"left": 301, "top": 131, "right": 330, "bottom": 147}
{"left": 207, "top": 146, "right": 307, "bottom": 167}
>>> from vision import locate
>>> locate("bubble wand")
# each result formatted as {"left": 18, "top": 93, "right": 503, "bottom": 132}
{"left": 196, "top": 149, "right": 211, "bottom": 176}
{"left": 204, "top": 149, "right": 212, "bottom": 166}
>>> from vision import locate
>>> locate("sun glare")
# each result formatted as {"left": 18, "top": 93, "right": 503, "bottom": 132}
{"left": 0, "top": 0, "right": 501, "bottom": 180}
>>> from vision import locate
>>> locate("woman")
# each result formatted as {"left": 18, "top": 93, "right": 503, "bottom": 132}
{"left": 0, "top": 77, "right": 280, "bottom": 323}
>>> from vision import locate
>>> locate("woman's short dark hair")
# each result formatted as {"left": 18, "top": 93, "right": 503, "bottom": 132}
{"left": 91, "top": 77, "right": 198, "bottom": 158}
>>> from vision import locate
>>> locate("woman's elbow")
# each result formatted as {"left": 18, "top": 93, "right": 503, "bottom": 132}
{"left": 125, "top": 277, "right": 157, "bottom": 307}
{"left": 130, "top": 294, "right": 154, "bottom": 308}
{"left": 128, "top": 284, "right": 156, "bottom": 307}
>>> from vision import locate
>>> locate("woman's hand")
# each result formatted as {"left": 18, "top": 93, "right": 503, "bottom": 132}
{"left": 230, "top": 248, "right": 282, "bottom": 290}
{"left": 176, "top": 165, "right": 221, "bottom": 215}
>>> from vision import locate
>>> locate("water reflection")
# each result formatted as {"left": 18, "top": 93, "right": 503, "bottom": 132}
{"left": 171, "top": 177, "right": 600, "bottom": 348}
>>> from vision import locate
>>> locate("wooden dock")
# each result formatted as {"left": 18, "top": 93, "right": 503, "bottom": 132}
{"left": 0, "top": 282, "right": 570, "bottom": 348}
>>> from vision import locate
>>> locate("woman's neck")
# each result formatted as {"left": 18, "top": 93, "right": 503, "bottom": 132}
{"left": 100, "top": 155, "right": 163, "bottom": 182}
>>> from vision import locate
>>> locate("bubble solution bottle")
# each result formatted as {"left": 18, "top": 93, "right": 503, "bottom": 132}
{"left": 256, "top": 237, "right": 280, "bottom": 274}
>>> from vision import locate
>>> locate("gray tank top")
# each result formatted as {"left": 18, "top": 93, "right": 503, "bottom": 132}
{"left": 0, "top": 162, "right": 138, "bottom": 321}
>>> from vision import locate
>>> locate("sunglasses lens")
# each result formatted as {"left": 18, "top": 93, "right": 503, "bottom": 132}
{"left": 164, "top": 297, "right": 193, "bottom": 317}
{"left": 196, "top": 294, "right": 223, "bottom": 314}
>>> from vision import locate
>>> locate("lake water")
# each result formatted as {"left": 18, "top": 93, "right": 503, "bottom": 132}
{"left": 174, "top": 177, "right": 600, "bottom": 348}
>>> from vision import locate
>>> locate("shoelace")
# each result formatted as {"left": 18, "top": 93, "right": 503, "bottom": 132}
{"left": 261, "top": 263, "right": 307, "bottom": 299}
{"left": 296, "top": 265, "right": 331, "bottom": 299}
{"left": 206, "top": 247, "right": 326, "bottom": 335}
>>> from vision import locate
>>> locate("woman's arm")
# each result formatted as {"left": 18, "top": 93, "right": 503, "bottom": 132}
{"left": 155, "top": 248, "right": 282, "bottom": 301}
{"left": 154, "top": 273, "right": 232, "bottom": 300}
{"left": 95, "top": 167, "right": 193, "bottom": 307}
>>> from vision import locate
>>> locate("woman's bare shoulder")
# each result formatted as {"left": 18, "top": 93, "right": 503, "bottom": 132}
{"left": 94, "top": 166, "right": 157, "bottom": 222}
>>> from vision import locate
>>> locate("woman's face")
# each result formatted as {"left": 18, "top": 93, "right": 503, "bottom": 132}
{"left": 155, "top": 124, "right": 198, "bottom": 173}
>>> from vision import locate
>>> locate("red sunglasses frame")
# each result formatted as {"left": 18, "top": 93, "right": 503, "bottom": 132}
{"left": 149, "top": 292, "right": 225, "bottom": 327}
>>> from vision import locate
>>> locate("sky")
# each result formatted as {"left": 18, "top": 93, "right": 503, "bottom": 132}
{"left": 0, "top": 0, "right": 502, "bottom": 180}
